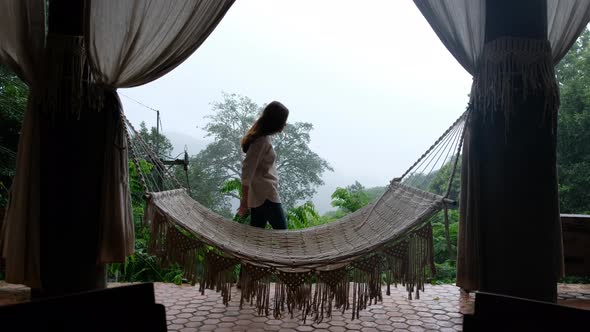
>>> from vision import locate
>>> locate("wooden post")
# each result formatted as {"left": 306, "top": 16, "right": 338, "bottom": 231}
{"left": 470, "top": 0, "right": 561, "bottom": 302}
{"left": 34, "top": 0, "right": 107, "bottom": 298}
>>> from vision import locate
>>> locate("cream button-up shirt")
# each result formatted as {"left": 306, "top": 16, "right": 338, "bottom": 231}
{"left": 241, "top": 136, "right": 280, "bottom": 208}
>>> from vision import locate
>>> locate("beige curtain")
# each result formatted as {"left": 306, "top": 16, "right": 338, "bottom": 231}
{"left": 414, "top": 0, "right": 590, "bottom": 291}
{"left": 0, "top": 0, "right": 45, "bottom": 287}
{"left": 548, "top": 0, "right": 590, "bottom": 63}
{"left": 86, "top": 0, "right": 235, "bottom": 262}
{"left": 86, "top": 0, "right": 235, "bottom": 87}
{"left": 413, "top": 0, "right": 484, "bottom": 74}
{"left": 0, "top": 0, "right": 235, "bottom": 286}
{"left": 415, "top": 0, "right": 590, "bottom": 69}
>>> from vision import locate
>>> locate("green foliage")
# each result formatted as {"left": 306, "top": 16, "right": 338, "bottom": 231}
{"left": 287, "top": 201, "right": 322, "bottom": 229}
{"left": 402, "top": 156, "right": 461, "bottom": 202}
{"left": 556, "top": 28, "right": 590, "bottom": 214}
{"left": 0, "top": 180, "right": 9, "bottom": 209}
{"left": 273, "top": 122, "right": 334, "bottom": 208}
{"left": 330, "top": 181, "right": 370, "bottom": 213}
{"left": 197, "top": 92, "right": 332, "bottom": 210}
{"left": 429, "top": 209, "right": 459, "bottom": 284}
{"left": 220, "top": 178, "right": 243, "bottom": 199}
{"left": 325, "top": 180, "right": 460, "bottom": 284}
{"left": 322, "top": 183, "right": 385, "bottom": 223}
{"left": 232, "top": 213, "right": 251, "bottom": 225}
{"left": 427, "top": 158, "right": 461, "bottom": 201}
{"left": 0, "top": 65, "right": 27, "bottom": 208}
{"left": 137, "top": 121, "right": 174, "bottom": 159}
{"left": 108, "top": 225, "right": 184, "bottom": 285}
{"left": 559, "top": 275, "right": 590, "bottom": 284}
{"left": 431, "top": 261, "right": 457, "bottom": 285}
{"left": 430, "top": 210, "right": 459, "bottom": 264}
{"left": 108, "top": 158, "right": 184, "bottom": 284}
{"left": 128, "top": 159, "right": 153, "bottom": 201}
{"left": 0, "top": 65, "right": 27, "bottom": 149}
{"left": 402, "top": 172, "right": 436, "bottom": 191}
{"left": 179, "top": 155, "right": 233, "bottom": 217}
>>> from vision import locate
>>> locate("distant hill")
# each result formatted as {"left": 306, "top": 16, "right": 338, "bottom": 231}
{"left": 165, "top": 131, "right": 209, "bottom": 158}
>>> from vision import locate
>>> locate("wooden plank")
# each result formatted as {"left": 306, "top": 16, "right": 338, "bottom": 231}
{"left": 561, "top": 214, "right": 590, "bottom": 276}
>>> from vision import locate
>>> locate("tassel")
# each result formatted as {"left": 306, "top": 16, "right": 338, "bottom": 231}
{"left": 275, "top": 271, "right": 313, "bottom": 320}
{"left": 199, "top": 252, "right": 238, "bottom": 305}
{"left": 404, "top": 224, "right": 436, "bottom": 300}
{"left": 383, "top": 240, "right": 409, "bottom": 297}
{"left": 351, "top": 255, "right": 383, "bottom": 320}
{"left": 44, "top": 33, "right": 105, "bottom": 115}
{"left": 274, "top": 281, "right": 286, "bottom": 318}
{"left": 472, "top": 37, "right": 558, "bottom": 133}
{"left": 145, "top": 212, "right": 201, "bottom": 285}
{"left": 314, "top": 267, "right": 349, "bottom": 323}
{"left": 239, "top": 264, "right": 272, "bottom": 317}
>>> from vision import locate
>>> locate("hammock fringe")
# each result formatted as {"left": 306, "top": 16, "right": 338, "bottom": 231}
{"left": 147, "top": 208, "right": 201, "bottom": 285}
{"left": 199, "top": 251, "right": 238, "bottom": 305}
{"left": 145, "top": 199, "right": 437, "bottom": 323}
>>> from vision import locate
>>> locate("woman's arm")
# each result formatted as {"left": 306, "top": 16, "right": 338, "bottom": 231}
{"left": 238, "top": 139, "right": 267, "bottom": 216}
{"left": 237, "top": 184, "right": 249, "bottom": 216}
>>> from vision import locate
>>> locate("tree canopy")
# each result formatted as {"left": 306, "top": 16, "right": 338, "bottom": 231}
{"left": 137, "top": 121, "right": 174, "bottom": 160}
{"left": 330, "top": 181, "right": 371, "bottom": 213}
{"left": 0, "top": 65, "right": 27, "bottom": 207}
{"left": 556, "top": 28, "right": 590, "bottom": 214}
{"left": 195, "top": 93, "right": 332, "bottom": 209}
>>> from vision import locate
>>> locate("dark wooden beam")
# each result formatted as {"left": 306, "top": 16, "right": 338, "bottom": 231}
{"left": 36, "top": 0, "right": 107, "bottom": 298}
{"left": 469, "top": 0, "right": 559, "bottom": 302}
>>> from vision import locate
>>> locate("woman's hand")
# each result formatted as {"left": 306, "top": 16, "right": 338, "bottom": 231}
{"left": 237, "top": 206, "right": 249, "bottom": 217}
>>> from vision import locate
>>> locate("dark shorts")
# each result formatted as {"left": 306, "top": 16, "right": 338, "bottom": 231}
{"left": 250, "top": 200, "right": 288, "bottom": 230}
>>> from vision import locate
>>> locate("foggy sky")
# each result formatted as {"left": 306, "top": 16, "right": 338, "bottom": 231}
{"left": 121, "top": 0, "right": 472, "bottom": 212}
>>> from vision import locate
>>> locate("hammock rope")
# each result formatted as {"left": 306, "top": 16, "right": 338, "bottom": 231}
{"left": 124, "top": 108, "right": 469, "bottom": 322}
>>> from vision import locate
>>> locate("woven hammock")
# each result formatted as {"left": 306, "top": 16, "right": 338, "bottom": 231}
{"left": 126, "top": 108, "right": 469, "bottom": 322}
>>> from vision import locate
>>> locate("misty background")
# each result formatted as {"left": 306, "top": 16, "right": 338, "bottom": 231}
{"left": 120, "top": 0, "right": 472, "bottom": 213}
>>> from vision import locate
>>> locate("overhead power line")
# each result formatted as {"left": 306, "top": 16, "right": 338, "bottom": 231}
{"left": 120, "top": 93, "right": 159, "bottom": 113}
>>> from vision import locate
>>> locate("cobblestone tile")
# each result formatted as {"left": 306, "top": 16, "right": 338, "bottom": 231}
{"left": 3, "top": 281, "right": 589, "bottom": 331}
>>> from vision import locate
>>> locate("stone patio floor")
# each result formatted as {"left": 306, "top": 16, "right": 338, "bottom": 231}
{"left": 1, "top": 281, "right": 588, "bottom": 331}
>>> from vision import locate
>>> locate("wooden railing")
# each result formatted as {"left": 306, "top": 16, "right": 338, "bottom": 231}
{"left": 561, "top": 214, "right": 590, "bottom": 277}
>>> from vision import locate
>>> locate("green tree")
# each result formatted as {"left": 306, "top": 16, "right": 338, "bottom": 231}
{"left": 322, "top": 183, "right": 386, "bottom": 223}
{"left": 427, "top": 157, "right": 461, "bottom": 200}
{"left": 196, "top": 92, "right": 332, "bottom": 209}
{"left": 287, "top": 201, "right": 322, "bottom": 229}
{"left": 178, "top": 155, "right": 234, "bottom": 218}
{"left": 0, "top": 65, "right": 27, "bottom": 151}
{"left": 430, "top": 209, "right": 459, "bottom": 264}
{"left": 137, "top": 121, "right": 174, "bottom": 159}
{"left": 556, "top": 28, "right": 590, "bottom": 214}
{"left": 108, "top": 159, "right": 184, "bottom": 284}
{"left": 330, "top": 181, "right": 370, "bottom": 213}
{"left": 429, "top": 209, "right": 459, "bottom": 283}
{"left": 0, "top": 65, "right": 27, "bottom": 208}
{"left": 402, "top": 172, "right": 437, "bottom": 191}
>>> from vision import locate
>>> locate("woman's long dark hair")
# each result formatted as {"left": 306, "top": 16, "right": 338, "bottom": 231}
{"left": 241, "top": 101, "right": 289, "bottom": 153}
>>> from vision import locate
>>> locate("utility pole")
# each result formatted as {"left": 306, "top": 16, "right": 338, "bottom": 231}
{"left": 155, "top": 109, "right": 161, "bottom": 157}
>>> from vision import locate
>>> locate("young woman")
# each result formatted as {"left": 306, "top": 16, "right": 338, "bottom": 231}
{"left": 237, "top": 101, "right": 289, "bottom": 229}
